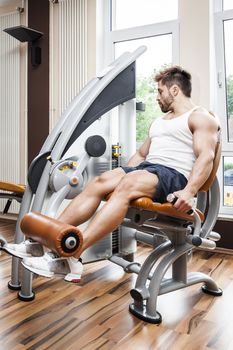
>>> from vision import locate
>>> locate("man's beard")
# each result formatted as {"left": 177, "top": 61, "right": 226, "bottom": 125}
{"left": 159, "top": 93, "right": 174, "bottom": 113}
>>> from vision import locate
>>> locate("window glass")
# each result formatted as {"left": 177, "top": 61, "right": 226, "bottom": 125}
{"left": 223, "top": 0, "right": 233, "bottom": 10}
{"left": 223, "top": 19, "right": 233, "bottom": 142}
{"left": 112, "top": 0, "right": 178, "bottom": 30}
{"left": 115, "top": 34, "right": 172, "bottom": 142}
{"left": 223, "top": 156, "right": 233, "bottom": 207}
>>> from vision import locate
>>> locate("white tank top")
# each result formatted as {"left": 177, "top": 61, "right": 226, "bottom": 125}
{"left": 146, "top": 107, "right": 198, "bottom": 179}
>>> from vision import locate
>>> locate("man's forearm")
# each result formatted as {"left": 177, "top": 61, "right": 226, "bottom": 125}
{"left": 185, "top": 155, "right": 214, "bottom": 196}
{"left": 126, "top": 137, "right": 151, "bottom": 166}
{"left": 127, "top": 151, "right": 146, "bottom": 166}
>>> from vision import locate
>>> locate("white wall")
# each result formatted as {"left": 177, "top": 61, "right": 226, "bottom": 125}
{"left": 87, "top": 0, "right": 96, "bottom": 81}
{"left": 179, "top": 0, "right": 210, "bottom": 109}
{"left": 0, "top": 0, "right": 22, "bottom": 13}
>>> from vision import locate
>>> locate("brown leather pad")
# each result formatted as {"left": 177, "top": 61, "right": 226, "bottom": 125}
{"left": 130, "top": 197, "right": 204, "bottom": 222}
{"left": 20, "top": 212, "right": 83, "bottom": 257}
{"left": 106, "top": 193, "right": 204, "bottom": 222}
{"left": 0, "top": 181, "right": 25, "bottom": 193}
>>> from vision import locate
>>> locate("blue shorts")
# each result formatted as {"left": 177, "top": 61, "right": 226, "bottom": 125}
{"left": 121, "top": 161, "right": 187, "bottom": 203}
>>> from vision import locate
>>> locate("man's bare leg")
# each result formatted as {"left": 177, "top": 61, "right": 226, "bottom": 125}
{"left": 75, "top": 170, "right": 159, "bottom": 257}
{"left": 20, "top": 171, "right": 158, "bottom": 281}
{"left": 4, "top": 167, "right": 125, "bottom": 260}
{"left": 58, "top": 168, "right": 126, "bottom": 226}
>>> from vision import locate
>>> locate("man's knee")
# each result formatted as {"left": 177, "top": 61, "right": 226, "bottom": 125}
{"left": 114, "top": 173, "right": 138, "bottom": 197}
{"left": 113, "top": 170, "right": 157, "bottom": 200}
{"left": 91, "top": 174, "right": 107, "bottom": 188}
{"left": 90, "top": 168, "right": 124, "bottom": 194}
{"left": 93, "top": 169, "right": 116, "bottom": 185}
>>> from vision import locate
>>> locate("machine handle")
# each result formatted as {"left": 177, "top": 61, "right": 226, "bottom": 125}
{"left": 167, "top": 194, "right": 216, "bottom": 250}
{"left": 166, "top": 194, "right": 193, "bottom": 215}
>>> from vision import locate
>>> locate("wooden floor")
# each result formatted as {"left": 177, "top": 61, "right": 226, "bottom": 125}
{"left": 0, "top": 220, "right": 233, "bottom": 350}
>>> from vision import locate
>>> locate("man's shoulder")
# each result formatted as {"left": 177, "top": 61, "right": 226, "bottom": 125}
{"left": 189, "top": 107, "right": 220, "bottom": 130}
{"left": 151, "top": 115, "right": 164, "bottom": 125}
{"left": 192, "top": 106, "right": 210, "bottom": 117}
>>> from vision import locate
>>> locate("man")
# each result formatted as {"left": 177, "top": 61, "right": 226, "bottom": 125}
{"left": 4, "top": 66, "right": 219, "bottom": 282}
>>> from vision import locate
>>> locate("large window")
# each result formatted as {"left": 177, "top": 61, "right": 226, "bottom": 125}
{"left": 214, "top": 1, "right": 233, "bottom": 215}
{"left": 223, "top": 156, "right": 233, "bottom": 206}
{"left": 223, "top": 19, "right": 233, "bottom": 143}
{"left": 223, "top": 0, "right": 233, "bottom": 10}
{"left": 104, "top": 0, "right": 179, "bottom": 143}
{"left": 115, "top": 35, "right": 173, "bottom": 142}
{"left": 112, "top": 0, "right": 178, "bottom": 30}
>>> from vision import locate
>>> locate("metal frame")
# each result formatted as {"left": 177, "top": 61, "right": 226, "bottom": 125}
{"left": 109, "top": 178, "right": 222, "bottom": 324}
{"left": 7, "top": 46, "right": 147, "bottom": 300}
{"left": 3, "top": 45, "right": 222, "bottom": 324}
{"left": 0, "top": 192, "right": 23, "bottom": 214}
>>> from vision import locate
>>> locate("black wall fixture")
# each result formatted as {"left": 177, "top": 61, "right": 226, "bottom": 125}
{"left": 3, "top": 25, "right": 43, "bottom": 66}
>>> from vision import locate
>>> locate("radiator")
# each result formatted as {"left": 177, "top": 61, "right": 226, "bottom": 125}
{"left": 59, "top": 0, "right": 88, "bottom": 113}
{"left": 0, "top": 12, "right": 21, "bottom": 214}
{"left": 50, "top": 0, "right": 89, "bottom": 129}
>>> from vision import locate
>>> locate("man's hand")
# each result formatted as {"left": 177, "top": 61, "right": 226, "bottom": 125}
{"left": 172, "top": 189, "right": 195, "bottom": 213}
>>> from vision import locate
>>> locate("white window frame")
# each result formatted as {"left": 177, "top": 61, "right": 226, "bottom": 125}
{"left": 96, "top": 0, "right": 179, "bottom": 160}
{"left": 97, "top": 0, "right": 179, "bottom": 70}
{"left": 108, "top": 20, "right": 179, "bottom": 62}
{"left": 214, "top": 0, "right": 233, "bottom": 216}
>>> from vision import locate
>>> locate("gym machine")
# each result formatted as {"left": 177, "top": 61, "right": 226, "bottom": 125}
{"left": 0, "top": 46, "right": 222, "bottom": 324}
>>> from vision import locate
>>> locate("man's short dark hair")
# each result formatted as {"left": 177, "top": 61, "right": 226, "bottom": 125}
{"left": 154, "top": 66, "right": 192, "bottom": 98}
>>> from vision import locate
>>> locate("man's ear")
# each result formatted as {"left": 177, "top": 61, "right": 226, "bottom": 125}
{"left": 170, "top": 85, "right": 179, "bottom": 97}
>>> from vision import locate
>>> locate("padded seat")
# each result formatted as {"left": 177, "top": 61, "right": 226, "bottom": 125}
{"left": 105, "top": 193, "right": 204, "bottom": 223}
{"left": 130, "top": 196, "right": 204, "bottom": 222}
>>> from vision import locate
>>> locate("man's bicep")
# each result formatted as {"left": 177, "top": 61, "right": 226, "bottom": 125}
{"left": 193, "top": 120, "right": 218, "bottom": 158}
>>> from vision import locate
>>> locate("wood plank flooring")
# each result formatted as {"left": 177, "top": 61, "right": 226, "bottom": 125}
{"left": 0, "top": 219, "right": 233, "bottom": 350}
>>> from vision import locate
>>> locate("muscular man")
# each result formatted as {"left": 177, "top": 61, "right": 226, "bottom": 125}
{"left": 4, "top": 66, "right": 219, "bottom": 282}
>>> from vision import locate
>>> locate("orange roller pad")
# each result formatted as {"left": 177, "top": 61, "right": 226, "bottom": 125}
{"left": 20, "top": 212, "right": 83, "bottom": 257}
